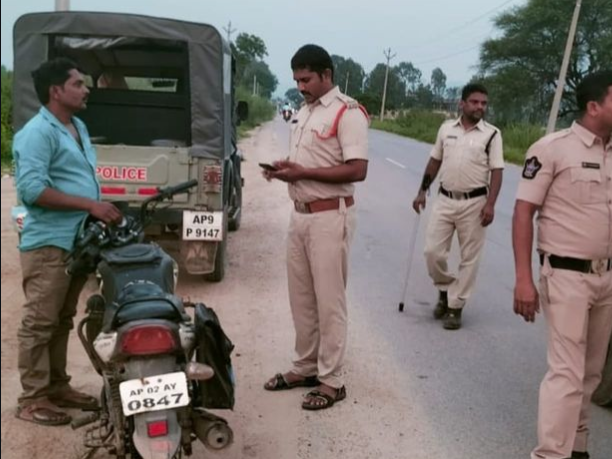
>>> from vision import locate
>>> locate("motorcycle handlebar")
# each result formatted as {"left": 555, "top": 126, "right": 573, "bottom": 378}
{"left": 140, "top": 179, "right": 199, "bottom": 222}
{"left": 161, "top": 179, "right": 199, "bottom": 197}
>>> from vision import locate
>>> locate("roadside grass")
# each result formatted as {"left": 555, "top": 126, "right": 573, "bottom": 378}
{"left": 372, "top": 112, "right": 545, "bottom": 165}
{"left": 236, "top": 87, "right": 276, "bottom": 140}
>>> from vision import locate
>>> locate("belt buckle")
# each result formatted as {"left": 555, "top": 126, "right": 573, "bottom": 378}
{"left": 295, "top": 201, "right": 309, "bottom": 213}
{"left": 591, "top": 259, "right": 607, "bottom": 275}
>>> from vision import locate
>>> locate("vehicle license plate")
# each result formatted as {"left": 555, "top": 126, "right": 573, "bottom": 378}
{"left": 120, "top": 372, "right": 189, "bottom": 416}
{"left": 182, "top": 211, "right": 224, "bottom": 241}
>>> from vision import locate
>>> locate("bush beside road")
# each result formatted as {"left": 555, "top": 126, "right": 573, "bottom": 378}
{"left": 371, "top": 111, "right": 545, "bottom": 165}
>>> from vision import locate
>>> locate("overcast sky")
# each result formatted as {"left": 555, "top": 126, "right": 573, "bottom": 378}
{"left": 1, "top": 0, "right": 528, "bottom": 95}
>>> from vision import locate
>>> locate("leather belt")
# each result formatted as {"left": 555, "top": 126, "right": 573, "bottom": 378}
{"left": 294, "top": 196, "right": 354, "bottom": 214}
{"left": 439, "top": 185, "right": 488, "bottom": 200}
{"left": 539, "top": 254, "right": 612, "bottom": 274}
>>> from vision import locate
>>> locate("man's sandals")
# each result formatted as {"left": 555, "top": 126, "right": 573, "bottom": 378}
{"left": 15, "top": 400, "right": 71, "bottom": 426}
{"left": 302, "top": 386, "right": 346, "bottom": 410}
{"left": 264, "top": 373, "right": 319, "bottom": 391}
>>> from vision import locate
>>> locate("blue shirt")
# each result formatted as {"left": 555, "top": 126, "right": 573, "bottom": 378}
{"left": 14, "top": 107, "right": 100, "bottom": 252}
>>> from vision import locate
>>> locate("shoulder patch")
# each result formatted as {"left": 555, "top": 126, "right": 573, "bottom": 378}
{"left": 522, "top": 157, "right": 542, "bottom": 180}
{"left": 336, "top": 93, "right": 358, "bottom": 108}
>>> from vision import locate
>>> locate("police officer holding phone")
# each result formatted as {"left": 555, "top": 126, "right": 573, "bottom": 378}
{"left": 262, "top": 44, "right": 369, "bottom": 410}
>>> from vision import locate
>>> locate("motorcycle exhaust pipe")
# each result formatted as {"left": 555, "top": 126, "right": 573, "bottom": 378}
{"left": 193, "top": 415, "right": 233, "bottom": 450}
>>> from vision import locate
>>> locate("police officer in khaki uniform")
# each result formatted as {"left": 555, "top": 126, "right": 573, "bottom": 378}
{"left": 413, "top": 83, "right": 504, "bottom": 330}
{"left": 262, "top": 44, "right": 369, "bottom": 410}
{"left": 513, "top": 71, "right": 612, "bottom": 459}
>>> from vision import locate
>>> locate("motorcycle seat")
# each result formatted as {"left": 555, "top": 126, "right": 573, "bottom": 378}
{"left": 103, "top": 282, "right": 188, "bottom": 331}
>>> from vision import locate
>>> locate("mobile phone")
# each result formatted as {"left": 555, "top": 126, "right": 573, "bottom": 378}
{"left": 259, "top": 163, "right": 278, "bottom": 171}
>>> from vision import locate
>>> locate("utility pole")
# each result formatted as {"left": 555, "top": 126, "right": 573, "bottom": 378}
{"left": 55, "top": 0, "right": 70, "bottom": 10}
{"left": 546, "top": 0, "right": 582, "bottom": 134}
{"left": 379, "top": 48, "right": 396, "bottom": 122}
{"left": 253, "top": 75, "right": 257, "bottom": 96}
{"left": 344, "top": 71, "right": 350, "bottom": 95}
{"left": 223, "top": 21, "right": 237, "bottom": 44}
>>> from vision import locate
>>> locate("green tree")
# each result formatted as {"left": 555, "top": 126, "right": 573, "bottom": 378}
{"left": 242, "top": 61, "right": 278, "bottom": 99}
{"left": 232, "top": 32, "right": 272, "bottom": 91}
{"left": 364, "top": 63, "right": 406, "bottom": 111}
{"left": 352, "top": 91, "right": 380, "bottom": 116}
{"left": 431, "top": 67, "right": 447, "bottom": 105}
{"left": 234, "top": 33, "right": 267, "bottom": 60}
{"left": 396, "top": 61, "right": 422, "bottom": 93}
{"left": 284, "top": 87, "right": 304, "bottom": 108}
{"left": 446, "top": 86, "right": 461, "bottom": 103}
{"left": 479, "top": 0, "right": 612, "bottom": 123}
{"left": 331, "top": 55, "right": 366, "bottom": 96}
{"left": 414, "top": 84, "right": 435, "bottom": 109}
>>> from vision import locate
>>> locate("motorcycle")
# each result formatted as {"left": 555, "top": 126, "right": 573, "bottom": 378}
{"left": 68, "top": 179, "right": 235, "bottom": 459}
{"left": 282, "top": 109, "right": 292, "bottom": 122}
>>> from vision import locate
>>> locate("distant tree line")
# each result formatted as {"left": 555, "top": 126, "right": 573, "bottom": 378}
{"left": 285, "top": 56, "right": 456, "bottom": 117}
{"left": 285, "top": 0, "right": 611, "bottom": 125}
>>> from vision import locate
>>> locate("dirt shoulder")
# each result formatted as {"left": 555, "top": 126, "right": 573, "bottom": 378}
{"left": 1, "top": 120, "right": 424, "bottom": 459}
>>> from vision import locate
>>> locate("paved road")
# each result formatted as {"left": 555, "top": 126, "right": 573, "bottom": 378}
{"left": 347, "top": 127, "right": 612, "bottom": 458}
{"left": 1, "top": 119, "right": 609, "bottom": 459}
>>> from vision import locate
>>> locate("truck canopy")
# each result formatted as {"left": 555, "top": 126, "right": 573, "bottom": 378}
{"left": 13, "top": 12, "right": 234, "bottom": 160}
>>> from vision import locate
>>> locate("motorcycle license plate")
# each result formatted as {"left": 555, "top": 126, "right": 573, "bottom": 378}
{"left": 119, "top": 372, "right": 189, "bottom": 416}
{"left": 182, "top": 211, "right": 224, "bottom": 241}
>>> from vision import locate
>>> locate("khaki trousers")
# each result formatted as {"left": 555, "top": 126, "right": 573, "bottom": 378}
{"left": 287, "top": 203, "right": 356, "bottom": 389}
{"left": 424, "top": 194, "right": 487, "bottom": 310}
{"left": 532, "top": 261, "right": 612, "bottom": 459}
{"left": 17, "top": 247, "right": 87, "bottom": 405}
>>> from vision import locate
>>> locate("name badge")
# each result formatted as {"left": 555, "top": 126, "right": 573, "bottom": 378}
{"left": 582, "top": 162, "right": 600, "bottom": 170}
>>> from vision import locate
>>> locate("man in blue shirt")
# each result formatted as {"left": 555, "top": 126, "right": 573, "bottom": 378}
{"left": 13, "top": 58, "right": 121, "bottom": 426}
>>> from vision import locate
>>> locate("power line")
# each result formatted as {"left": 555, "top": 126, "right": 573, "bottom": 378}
{"left": 447, "top": 0, "right": 516, "bottom": 34}
{"left": 412, "top": 27, "right": 496, "bottom": 66}
{"left": 413, "top": 44, "right": 481, "bottom": 66}
{"left": 405, "top": 0, "right": 516, "bottom": 52}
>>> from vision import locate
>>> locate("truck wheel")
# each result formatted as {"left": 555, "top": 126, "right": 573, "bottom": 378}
{"left": 228, "top": 179, "right": 242, "bottom": 231}
{"left": 204, "top": 210, "right": 228, "bottom": 282}
{"left": 228, "top": 157, "right": 242, "bottom": 232}
{"left": 592, "top": 339, "right": 612, "bottom": 407}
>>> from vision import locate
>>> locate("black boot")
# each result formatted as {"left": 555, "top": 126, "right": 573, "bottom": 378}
{"left": 570, "top": 452, "right": 589, "bottom": 459}
{"left": 443, "top": 308, "right": 462, "bottom": 330}
{"left": 433, "top": 291, "right": 448, "bottom": 320}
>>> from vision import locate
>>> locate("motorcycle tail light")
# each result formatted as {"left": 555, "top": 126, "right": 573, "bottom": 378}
{"left": 120, "top": 326, "right": 178, "bottom": 356}
{"left": 147, "top": 420, "right": 169, "bottom": 438}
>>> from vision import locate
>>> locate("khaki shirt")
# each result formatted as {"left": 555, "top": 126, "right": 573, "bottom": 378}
{"left": 288, "top": 86, "right": 369, "bottom": 202}
{"left": 431, "top": 118, "right": 504, "bottom": 192}
{"left": 516, "top": 122, "right": 612, "bottom": 260}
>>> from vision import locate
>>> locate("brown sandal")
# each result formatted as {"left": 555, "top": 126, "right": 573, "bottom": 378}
{"left": 49, "top": 387, "right": 98, "bottom": 410}
{"left": 264, "top": 373, "right": 319, "bottom": 391}
{"left": 302, "top": 386, "right": 346, "bottom": 410}
{"left": 16, "top": 403, "right": 72, "bottom": 426}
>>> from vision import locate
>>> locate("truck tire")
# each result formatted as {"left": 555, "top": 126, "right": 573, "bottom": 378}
{"left": 228, "top": 156, "right": 242, "bottom": 232}
{"left": 592, "top": 338, "right": 612, "bottom": 407}
{"left": 204, "top": 210, "right": 228, "bottom": 282}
